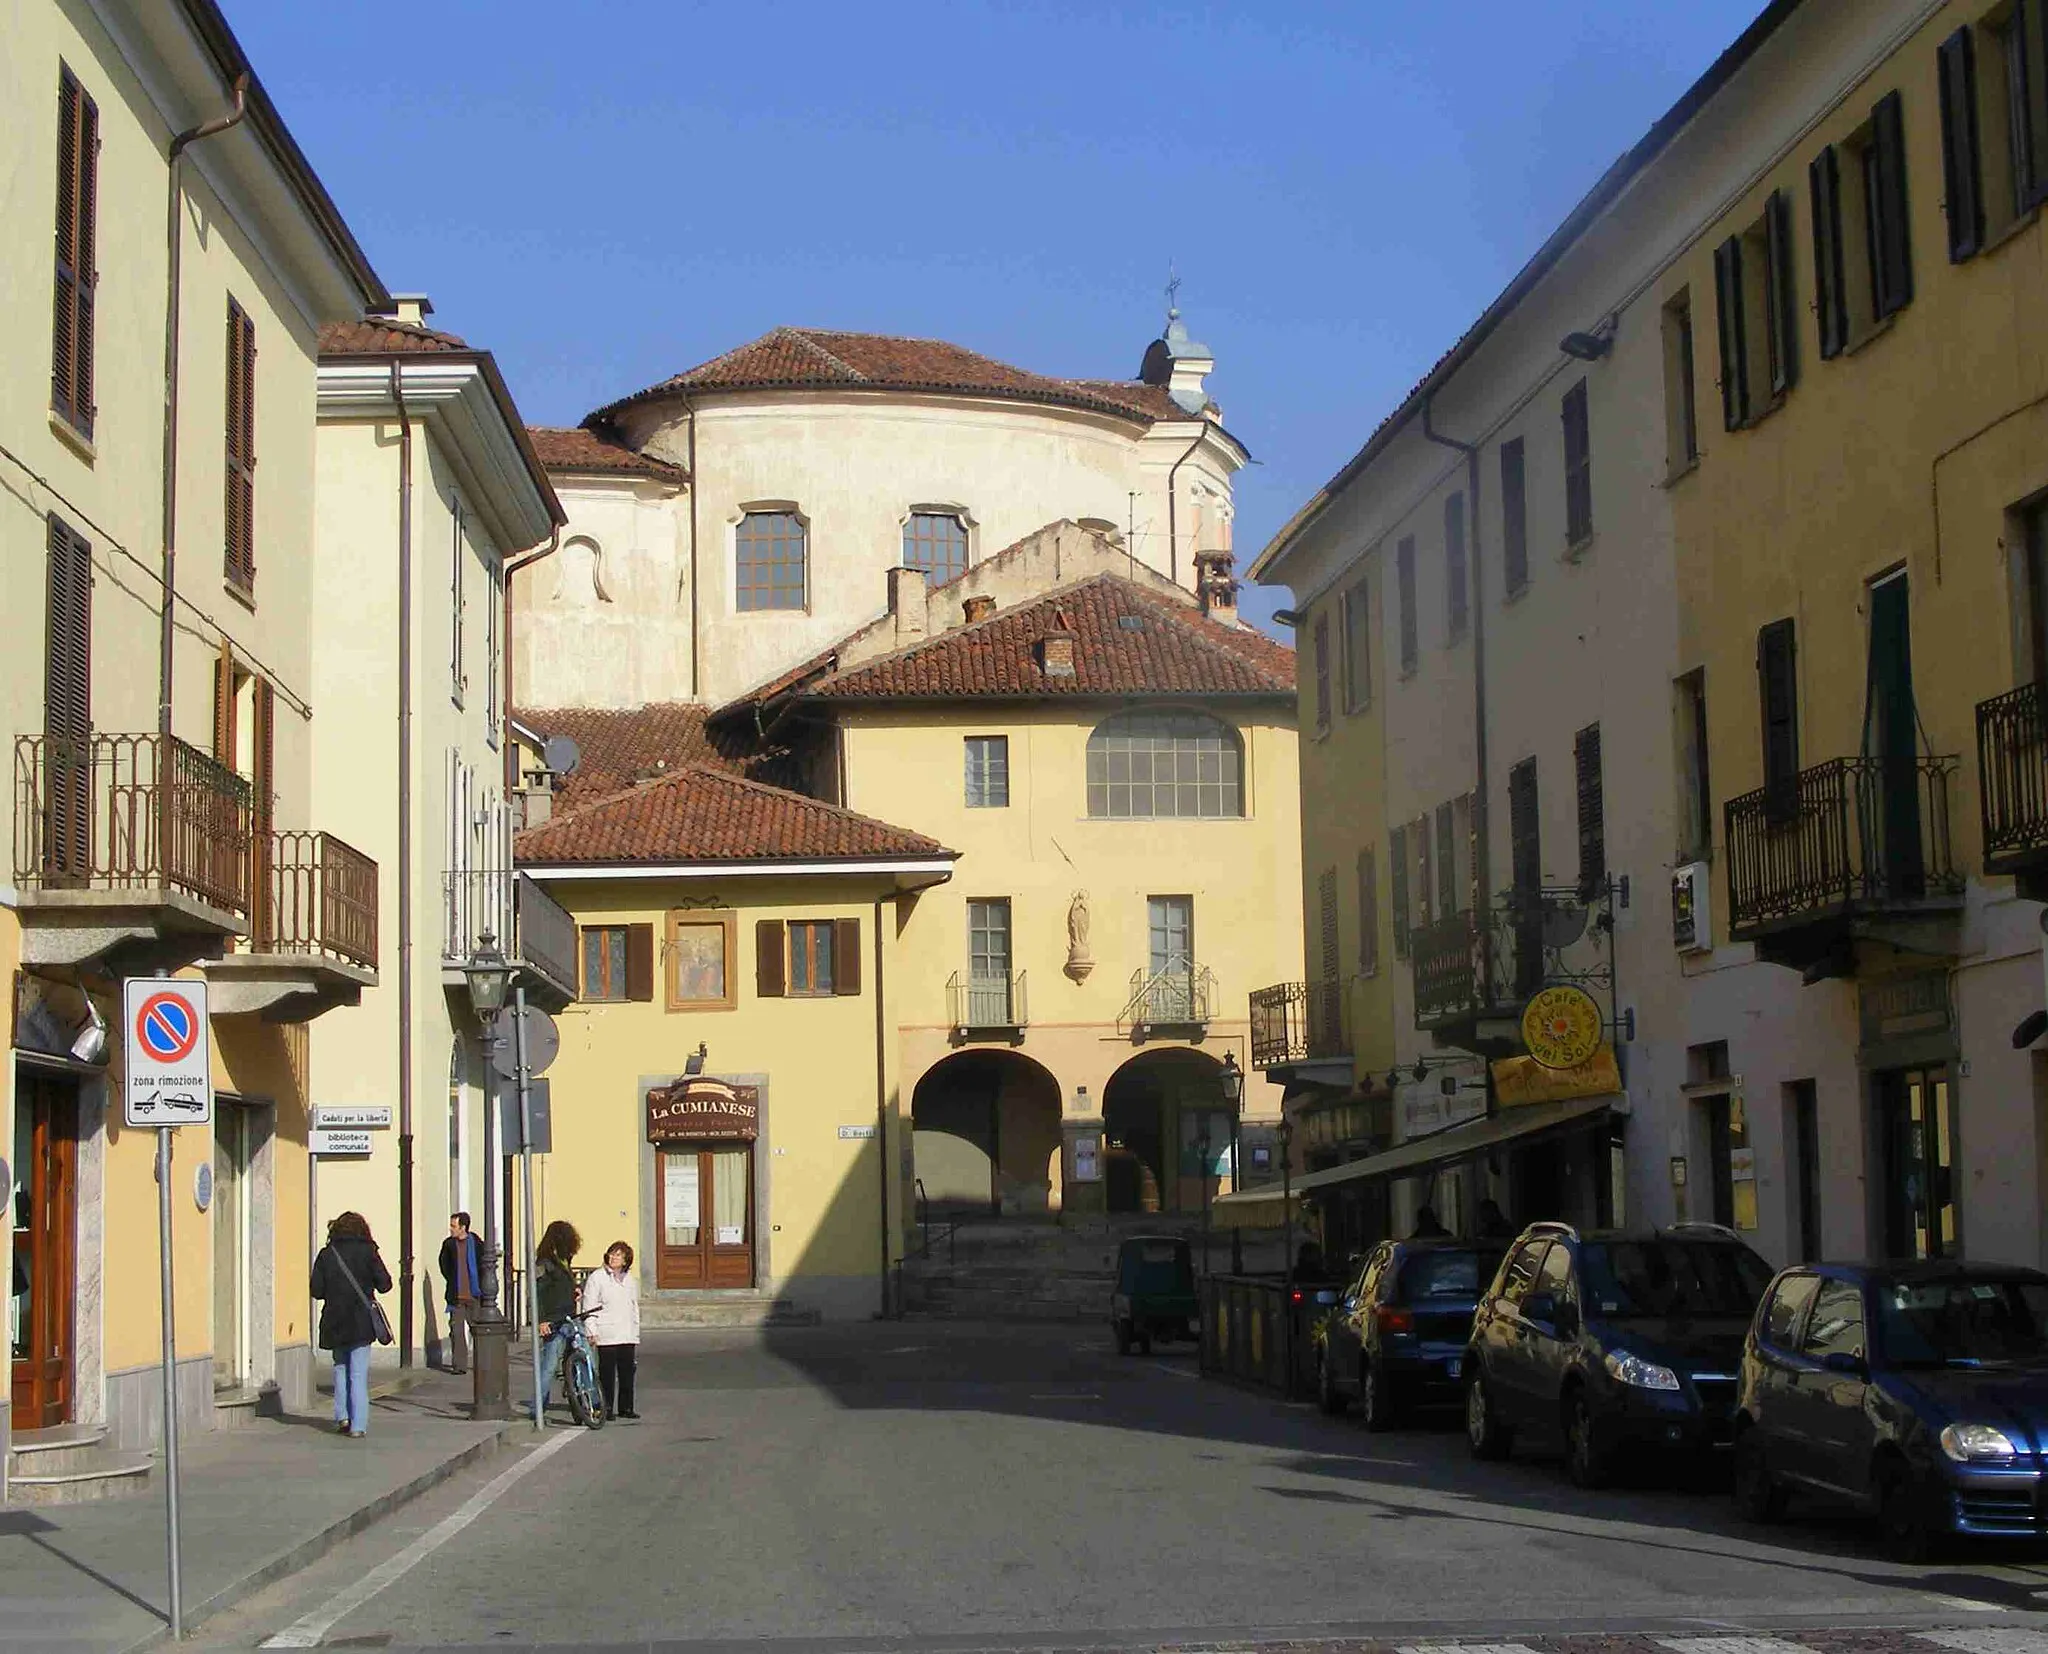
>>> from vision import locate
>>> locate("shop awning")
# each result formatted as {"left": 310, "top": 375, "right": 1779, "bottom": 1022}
{"left": 1212, "top": 1093, "right": 1618, "bottom": 1211}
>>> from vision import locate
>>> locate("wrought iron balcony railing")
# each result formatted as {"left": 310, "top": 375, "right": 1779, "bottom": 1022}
{"left": 443, "top": 868, "right": 578, "bottom": 1002}
{"left": 260, "top": 831, "right": 378, "bottom": 969}
{"left": 1725, "top": 754, "right": 1962, "bottom": 937}
{"left": 1248, "top": 979, "right": 1346, "bottom": 1069}
{"left": 1978, "top": 682, "right": 2048, "bottom": 874}
{"left": 1123, "top": 964, "right": 1216, "bottom": 1030}
{"left": 948, "top": 969, "right": 1027, "bottom": 1031}
{"left": 14, "top": 732, "right": 251, "bottom": 915}
{"left": 1407, "top": 884, "right": 1612, "bottom": 1034}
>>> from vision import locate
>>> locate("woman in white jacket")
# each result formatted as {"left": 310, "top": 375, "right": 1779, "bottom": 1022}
{"left": 580, "top": 1241, "right": 641, "bottom": 1420}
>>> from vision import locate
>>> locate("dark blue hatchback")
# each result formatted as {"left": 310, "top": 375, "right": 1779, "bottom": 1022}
{"left": 1733, "top": 1261, "right": 2048, "bottom": 1559}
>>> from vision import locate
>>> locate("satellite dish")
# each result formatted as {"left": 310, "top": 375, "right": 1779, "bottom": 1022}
{"left": 1542, "top": 899, "right": 1589, "bottom": 952}
{"left": 541, "top": 735, "right": 581, "bottom": 778}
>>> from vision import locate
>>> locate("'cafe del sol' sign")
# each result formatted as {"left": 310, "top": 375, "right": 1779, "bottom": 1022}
{"left": 1520, "top": 983, "right": 1605, "bottom": 1071}
{"left": 646, "top": 1077, "right": 759, "bottom": 1143}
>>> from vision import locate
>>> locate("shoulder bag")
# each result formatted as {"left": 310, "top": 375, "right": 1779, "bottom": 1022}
{"left": 328, "top": 1245, "right": 395, "bottom": 1346}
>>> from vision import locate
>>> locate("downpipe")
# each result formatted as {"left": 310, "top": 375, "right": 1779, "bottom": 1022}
{"left": 392, "top": 362, "right": 416, "bottom": 1365}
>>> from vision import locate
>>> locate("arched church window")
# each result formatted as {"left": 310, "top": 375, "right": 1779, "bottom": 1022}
{"left": 902, "top": 512, "right": 969, "bottom": 584}
{"left": 1086, "top": 711, "right": 1243, "bottom": 819}
{"left": 735, "top": 510, "right": 807, "bottom": 611}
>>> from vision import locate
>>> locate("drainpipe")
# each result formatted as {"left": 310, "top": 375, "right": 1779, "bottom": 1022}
{"left": 873, "top": 895, "right": 892, "bottom": 1317}
{"left": 502, "top": 531, "right": 561, "bottom": 795}
{"left": 391, "top": 362, "right": 416, "bottom": 1366}
{"left": 159, "top": 74, "right": 249, "bottom": 737}
{"left": 1164, "top": 426, "right": 1207, "bottom": 589}
{"left": 686, "top": 400, "right": 701, "bottom": 699}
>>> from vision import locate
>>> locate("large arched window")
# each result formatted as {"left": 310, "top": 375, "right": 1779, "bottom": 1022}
{"left": 1086, "top": 711, "right": 1244, "bottom": 819}
{"left": 902, "top": 511, "right": 969, "bottom": 583}
{"left": 735, "top": 510, "right": 807, "bottom": 611}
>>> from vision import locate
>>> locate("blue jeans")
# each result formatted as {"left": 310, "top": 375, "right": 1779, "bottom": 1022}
{"left": 530, "top": 1322, "right": 572, "bottom": 1415}
{"left": 332, "top": 1343, "right": 372, "bottom": 1434}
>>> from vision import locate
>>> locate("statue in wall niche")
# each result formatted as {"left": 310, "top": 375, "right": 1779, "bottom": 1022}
{"left": 1064, "top": 890, "right": 1094, "bottom": 982}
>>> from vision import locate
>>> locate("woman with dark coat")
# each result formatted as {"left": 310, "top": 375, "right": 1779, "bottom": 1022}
{"left": 529, "top": 1220, "right": 582, "bottom": 1418}
{"left": 311, "top": 1212, "right": 392, "bottom": 1438}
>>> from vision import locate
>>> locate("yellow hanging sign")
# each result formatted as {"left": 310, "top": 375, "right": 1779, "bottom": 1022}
{"left": 1520, "top": 983, "right": 1605, "bottom": 1070}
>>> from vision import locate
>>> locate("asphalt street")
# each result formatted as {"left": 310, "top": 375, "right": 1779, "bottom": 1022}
{"left": 187, "top": 1321, "right": 2048, "bottom": 1652}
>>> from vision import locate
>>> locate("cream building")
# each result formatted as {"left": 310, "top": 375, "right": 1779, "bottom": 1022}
{"left": 2, "top": 0, "right": 388, "bottom": 1477}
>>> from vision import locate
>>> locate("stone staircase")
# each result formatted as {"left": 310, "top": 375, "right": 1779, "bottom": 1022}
{"left": 641, "top": 1292, "right": 822, "bottom": 1330}
{"left": 6, "top": 1424, "right": 154, "bottom": 1505}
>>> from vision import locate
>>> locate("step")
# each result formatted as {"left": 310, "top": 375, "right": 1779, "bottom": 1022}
{"left": 7, "top": 1442, "right": 155, "bottom": 1506}
{"left": 6, "top": 1422, "right": 109, "bottom": 1476}
{"left": 640, "top": 1296, "right": 822, "bottom": 1329}
{"left": 212, "top": 1384, "right": 267, "bottom": 1432}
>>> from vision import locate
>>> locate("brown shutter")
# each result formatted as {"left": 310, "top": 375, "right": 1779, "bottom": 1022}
{"left": 1870, "top": 90, "right": 1914, "bottom": 318}
{"left": 755, "top": 920, "right": 786, "bottom": 998}
{"left": 1575, "top": 722, "right": 1605, "bottom": 898}
{"left": 1356, "top": 846, "right": 1378, "bottom": 976}
{"left": 225, "top": 302, "right": 257, "bottom": 591}
{"left": 2021, "top": 0, "right": 2048, "bottom": 212}
{"left": 832, "top": 918, "right": 861, "bottom": 996}
{"left": 1809, "top": 147, "right": 1847, "bottom": 360}
{"left": 624, "top": 923, "right": 654, "bottom": 1001}
{"left": 250, "top": 677, "right": 275, "bottom": 943}
{"left": 212, "top": 641, "right": 235, "bottom": 762}
{"left": 1312, "top": 613, "right": 1330, "bottom": 731}
{"left": 1389, "top": 823, "right": 1410, "bottom": 958}
{"left": 1758, "top": 619, "right": 1800, "bottom": 821}
{"left": 44, "top": 515, "right": 93, "bottom": 881}
{"left": 51, "top": 70, "right": 97, "bottom": 438}
{"left": 1764, "top": 190, "right": 1798, "bottom": 396}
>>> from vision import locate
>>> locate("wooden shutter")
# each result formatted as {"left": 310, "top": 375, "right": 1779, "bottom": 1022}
{"left": 1810, "top": 147, "right": 1848, "bottom": 360}
{"left": 1562, "top": 379, "right": 1592, "bottom": 543}
{"left": 755, "top": 920, "right": 786, "bottom": 998}
{"left": 1500, "top": 438, "right": 1528, "bottom": 592}
{"left": 1575, "top": 723, "right": 1605, "bottom": 897}
{"left": 1870, "top": 90, "right": 1914, "bottom": 318}
{"left": 1389, "top": 824, "right": 1410, "bottom": 958}
{"left": 1396, "top": 537, "right": 1417, "bottom": 672}
{"left": 624, "top": 923, "right": 654, "bottom": 1001}
{"left": 832, "top": 918, "right": 861, "bottom": 996}
{"left": 1509, "top": 759, "right": 1540, "bottom": 897}
{"left": 1712, "top": 235, "right": 1749, "bottom": 430}
{"left": 1312, "top": 612, "right": 1331, "bottom": 731}
{"left": 44, "top": 516, "right": 93, "bottom": 881}
{"left": 1415, "top": 814, "right": 1434, "bottom": 930}
{"left": 1764, "top": 190, "right": 1798, "bottom": 396}
{"left": 2020, "top": 0, "right": 2048, "bottom": 211}
{"left": 212, "top": 640, "right": 236, "bottom": 762}
{"left": 1444, "top": 492, "right": 1467, "bottom": 637}
{"left": 249, "top": 677, "right": 275, "bottom": 944}
{"left": 1758, "top": 619, "right": 1800, "bottom": 819}
{"left": 1357, "top": 847, "right": 1378, "bottom": 975}
{"left": 224, "top": 301, "right": 257, "bottom": 591}
{"left": 1938, "top": 28, "right": 1983, "bottom": 263}
{"left": 1435, "top": 802, "right": 1456, "bottom": 916}
{"left": 51, "top": 69, "right": 98, "bottom": 438}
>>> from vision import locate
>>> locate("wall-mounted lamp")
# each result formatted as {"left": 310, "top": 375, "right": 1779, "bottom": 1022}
{"left": 684, "top": 1042, "right": 708, "bottom": 1076}
{"left": 1559, "top": 329, "right": 1614, "bottom": 361}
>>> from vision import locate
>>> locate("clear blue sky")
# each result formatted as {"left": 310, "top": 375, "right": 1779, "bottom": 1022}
{"left": 229, "top": 0, "right": 1766, "bottom": 636}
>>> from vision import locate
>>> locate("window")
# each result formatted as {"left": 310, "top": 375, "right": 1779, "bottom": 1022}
{"left": 52, "top": 68, "right": 99, "bottom": 441}
{"left": 1760, "top": 1271, "right": 1820, "bottom": 1349}
{"left": 1757, "top": 618, "right": 1800, "bottom": 819}
{"left": 224, "top": 300, "right": 257, "bottom": 594}
{"left": 1676, "top": 669, "right": 1712, "bottom": 861}
{"left": 1575, "top": 722, "right": 1605, "bottom": 897}
{"left": 1509, "top": 757, "right": 1542, "bottom": 996}
{"left": 1312, "top": 611, "right": 1332, "bottom": 733}
{"left": 1662, "top": 292, "right": 1699, "bottom": 475}
{"left": 1798, "top": 1278, "right": 1867, "bottom": 1363}
{"left": 1085, "top": 711, "right": 1243, "bottom": 819}
{"left": 2015, "top": 498, "right": 2048, "bottom": 682}
{"left": 1536, "top": 1238, "right": 1575, "bottom": 1299}
{"left": 1435, "top": 801, "right": 1457, "bottom": 919}
{"left": 1151, "top": 894, "right": 1195, "bottom": 979}
{"left": 1341, "top": 577, "right": 1372, "bottom": 712}
{"left": 450, "top": 501, "right": 466, "bottom": 704}
{"left": 756, "top": 917, "right": 861, "bottom": 999}
{"left": 1389, "top": 823, "right": 1411, "bottom": 959}
{"left": 736, "top": 510, "right": 807, "bottom": 611}
{"left": 1356, "top": 846, "right": 1379, "bottom": 976}
{"left": 964, "top": 735, "right": 1009, "bottom": 808}
{"left": 1395, "top": 536, "right": 1418, "bottom": 674}
{"left": 1444, "top": 492, "right": 1469, "bottom": 641}
{"left": 1500, "top": 439, "right": 1529, "bottom": 594}
{"left": 1712, "top": 191, "right": 1798, "bottom": 430}
{"left": 1499, "top": 1241, "right": 1544, "bottom": 1306}
{"left": 1812, "top": 91, "right": 1913, "bottom": 358}
{"left": 1561, "top": 378, "right": 1593, "bottom": 547}
{"left": 581, "top": 923, "right": 652, "bottom": 1002}
{"left": 485, "top": 559, "right": 501, "bottom": 743}
{"left": 1414, "top": 813, "right": 1435, "bottom": 933}
{"left": 968, "top": 899, "right": 1012, "bottom": 987}
{"left": 1939, "top": 9, "right": 2048, "bottom": 261}
{"left": 903, "top": 511, "right": 969, "bottom": 583}
{"left": 667, "top": 909, "right": 737, "bottom": 1011}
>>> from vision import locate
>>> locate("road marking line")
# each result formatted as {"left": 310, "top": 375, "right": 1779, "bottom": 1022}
{"left": 1659, "top": 1638, "right": 1814, "bottom": 1654}
{"left": 258, "top": 1428, "right": 584, "bottom": 1649}
{"left": 1400, "top": 1643, "right": 1544, "bottom": 1654}
{"left": 1917, "top": 1632, "right": 2048, "bottom": 1653}
{"left": 1028, "top": 1391, "right": 1102, "bottom": 1400}
{"left": 1921, "top": 1600, "right": 2015, "bottom": 1615}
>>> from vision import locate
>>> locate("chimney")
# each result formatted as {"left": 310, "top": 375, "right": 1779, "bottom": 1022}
{"left": 962, "top": 594, "right": 997, "bottom": 625}
{"left": 386, "top": 293, "right": 434, "bottom": 328}
{"left": 888, "top": 566, "right": 928, "bottom": 645}
{"left": 1196, "top": 550, "right": 1239, "bottom": 626}
{"left": 1037, "top": 608, "right": 1077, "bottom": 678}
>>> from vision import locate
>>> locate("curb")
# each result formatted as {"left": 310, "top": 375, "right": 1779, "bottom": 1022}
{"left": 118, "top": 1418, "right": 518, "bottom": 1652}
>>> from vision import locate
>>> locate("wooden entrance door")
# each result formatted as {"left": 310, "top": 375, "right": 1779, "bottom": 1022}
{"left": 655, "top": 1144, "right": 755, "bottom": 1289}
{"left": 10, "top": 1071, "right": 79, "bottom": 1428}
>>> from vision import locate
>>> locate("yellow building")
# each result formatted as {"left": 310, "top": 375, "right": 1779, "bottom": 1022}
{"left": 516, "top": 561, "right": 1302, "bottom": 1315}
{"left": 3, "top": 0, "right": 389, "bottom": 1471}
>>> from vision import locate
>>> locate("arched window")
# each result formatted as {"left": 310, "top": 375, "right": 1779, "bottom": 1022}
{"left": 902, "top": 511, "right": 969, "bottom": 584}
{"left": 735, "top": 510, "right": 807, "bottom": 611}
{"left": 1086, "top": 711, "right": 1244, "bottom": 819}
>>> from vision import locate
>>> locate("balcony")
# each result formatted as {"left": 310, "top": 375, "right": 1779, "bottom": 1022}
{"left": 1978, "top": 682, "right": 2048, "bottom": 893}
{"left": 443, "top": 868, "right": 578, "bottom": 1011}
{"left": 13, "top": 732, "right": 250, "bottom": 971}
{"left": 1120, "top": 964, "right": 1217, "bottom": 1037}
{"left": 1408, "top": 884, "right": 1613, "bottom": 1055}
{"left": 948, "top": 969, "right": 1027, "bottom": 1038}
{"left": 1725, "top": 754, "right": 1963, "bottom": 971}
{"left": 1248, "top": 979, "right": 1346, "bottom": 1072}
{"left": 208, "top": 832, "right": 379, "bottom": 1021}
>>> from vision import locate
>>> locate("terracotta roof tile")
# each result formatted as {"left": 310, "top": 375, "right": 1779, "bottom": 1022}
{"left": 595, "top": 327, "right": 1197, "bottom": 427}
{"left": 799, "top": 575, "right": 1296, "bottom": 702}
{"left": 318, "top": 318, "right": 470, "bottom": 355}
{"left": 526, "top": 426, "right": 688, "bottom": 483}
{"left": 516, "top": 704, "right": 794, "bottom": 802}
{"left": 514, "top": 765, "right": 952, "bottom": 867}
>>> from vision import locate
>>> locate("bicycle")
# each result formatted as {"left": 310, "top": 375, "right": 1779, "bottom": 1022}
{"left": 548, "top": 1309, "right": 606, "bottom": 1429}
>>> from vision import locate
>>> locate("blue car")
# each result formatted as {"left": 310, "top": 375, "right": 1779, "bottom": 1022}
{"left": 1733, "top": 1261, "right": 2048, "bottom": 1559}
{"left": 1315, "top": 1240, "right": 1505, "bottom": 1428}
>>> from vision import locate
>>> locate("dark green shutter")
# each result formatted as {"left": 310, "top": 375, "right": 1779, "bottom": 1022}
{"left": 1809, "top": 147, "right": 1847, "bottom": 360}
{"left": 1575, "top": 723, "right": 1605, "bottom": 898}
{"left": 1389, "top": 824, "right": 1410, "bottom": 958}
{"left": 1713, "top": 234, "right": 1749, "bottom": 430}
{"left": 1765, "top": 190, "right": 1798, "bottom": 395}
{"left": 1870, "top": 90, "right": 1914, "bottom": 317}
{"left": 1938, "top": 27, "right": 1983, "bottom": 262}
{"left": 1758, "top": 619, "right": 1800, "bottom": 822}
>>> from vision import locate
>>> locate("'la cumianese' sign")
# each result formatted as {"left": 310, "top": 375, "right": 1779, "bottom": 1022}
{"left": 646, "top": 1077, "right": 759, "bottom": 1143}
{"left": 124, "top": 978, "right": 213, "bottom": 1127}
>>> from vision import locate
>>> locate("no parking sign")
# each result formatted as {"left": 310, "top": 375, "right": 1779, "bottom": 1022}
{"left": 123, "top": 979, "right": 213, "bottom": 1127}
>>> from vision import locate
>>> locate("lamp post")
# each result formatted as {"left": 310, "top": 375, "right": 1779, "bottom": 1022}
{"left": 463, "top": 934, "right": 511, "bottom": 1316}
{"left": 1276, "top": 1109, "right": 1296, "bottom": 1396}
{"left": 1218, "top": 1052, "right": 1244, "bottom": 1274}
{"left": 1195, "top": 1119, "right": 1213, "bottom": 1279}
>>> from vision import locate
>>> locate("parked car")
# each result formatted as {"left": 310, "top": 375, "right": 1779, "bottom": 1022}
{"left": 1732, "top": 1261, "right": 2048, "bottom": 1559}
{"left": 1315, "top": 1239, "right": 1506, "bottom": 1428}
{"left": 1463, "top": 1221, "right": 1775, "bottom": 1487}
{"left": 1111, "top": 1234, "right": 1198, "bottom": 1355}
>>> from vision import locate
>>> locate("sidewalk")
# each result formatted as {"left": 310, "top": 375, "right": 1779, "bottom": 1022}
{"left": 0, "top": 1366, "right": 520, "bottom": 1653}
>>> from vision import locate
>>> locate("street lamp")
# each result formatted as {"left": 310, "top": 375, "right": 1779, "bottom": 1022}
{"left": 1276, "top": 1109, "right": 1297, "bottom": 1397}
{"left": 464, "top": 931, "right": 511, "bottom": 1018}
{"left": 1218, "top": 1051, "right": 1244, "bottom": 1273}
{"left": 462, "top": 932, "right": 513, "bottom": 1318}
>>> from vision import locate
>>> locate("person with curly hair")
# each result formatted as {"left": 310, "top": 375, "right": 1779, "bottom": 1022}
{"left": 581, "top": 1240, "right": 641, "bottom": 1420}
{"left": 528, "top": 1219, "right": 582, "bottom": 1418}
{"left": 311, "top": 1212, "right": 391, "bottom": 1438}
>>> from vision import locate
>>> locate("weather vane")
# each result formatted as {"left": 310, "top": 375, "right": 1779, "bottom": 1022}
{"left": 1165, "top": 265, "right": 1181, "bottom": 321}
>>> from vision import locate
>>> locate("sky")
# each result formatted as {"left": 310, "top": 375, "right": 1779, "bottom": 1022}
{"left": 227, "top": 0, "right": 1768, "bottom": 637}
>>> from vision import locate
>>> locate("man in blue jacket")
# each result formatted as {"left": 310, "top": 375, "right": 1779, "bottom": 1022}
{"left": 438, "top": 1212, "right": 483, "bottom": 1374}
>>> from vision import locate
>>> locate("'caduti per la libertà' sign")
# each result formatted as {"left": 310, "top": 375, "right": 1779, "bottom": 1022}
{"left": 646, "top": 1077, "right": 760, "bottom": 1143}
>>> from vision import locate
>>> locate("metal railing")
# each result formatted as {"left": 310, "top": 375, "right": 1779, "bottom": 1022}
{"left": 262, "top": 831, "right": 378, "bottom": 968}
{"left": 1198, "top": 1275, "right": 1327, "bottom": 1398}
{"left": 1248, "top": 979, "right": 1346, "bottom": 1068}
{"left": 1123, "top": 964, "right": 1216, "bottom": 1029}
{"left": 947, "top": 969, "right": 1027, "bottom": 1031}
{"left": 1409, "top": 882, "right": 1612, "bottom": 1032}
{"left": 1725, "top": 754, "right": 1961, "bottom": 937}
{"left": 14, "top": 732, "right": 251, "bottom": 914}
{"left": 1978, "top": 682, "right": 2048, "bottom": 874}
{"left": 443, "top": 868, "right": 578, "bottom": 1001}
